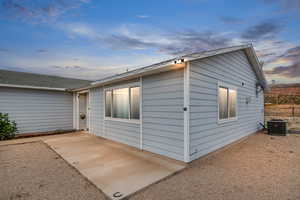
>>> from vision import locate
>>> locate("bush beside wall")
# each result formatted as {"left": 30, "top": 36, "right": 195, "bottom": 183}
{"left": 0, "top": 113, "right": 17, "bottom": 140}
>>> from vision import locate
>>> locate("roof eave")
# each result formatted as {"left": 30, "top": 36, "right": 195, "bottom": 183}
{"left": 72, "top": 62, "right": 186, "bottom": 92}
{"left": 0, "top": 83, "right": 67, "bottom": 91}
{"left": 243, "top": 46, "right": 269, "bottom": 91}
{"left": 72, "top": 44, "right": 268, "bottom": 92}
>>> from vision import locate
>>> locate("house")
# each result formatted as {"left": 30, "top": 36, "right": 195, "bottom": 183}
{"left": 0, "top": 70, "right": 91, "bottom": 134}
{"left": 0, "top": 44, "right": 267, "bottom": 162}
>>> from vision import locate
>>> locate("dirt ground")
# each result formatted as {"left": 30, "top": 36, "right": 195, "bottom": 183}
{"left": 0, "top": 142, "right": 107, "bottom": 200}
{"left": 131, "top": 132, "right": 300, "bottom": 200}
{"left": 1, "top": 132, "right": 300, "bottom": 200}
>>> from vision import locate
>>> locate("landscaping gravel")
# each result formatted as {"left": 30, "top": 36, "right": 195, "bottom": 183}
{"left": 0, "top": 142, "right": 107, "bottom": 200}
{"left": 131, "top": 132, "right": 300, "bottom": 200}
{"left": 1, "top": 132, "right": 299, "bottom": 200}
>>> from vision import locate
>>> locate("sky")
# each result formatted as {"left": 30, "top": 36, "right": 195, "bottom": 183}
{"left": 0, "top": 0, "right": 300, "bottom": 83}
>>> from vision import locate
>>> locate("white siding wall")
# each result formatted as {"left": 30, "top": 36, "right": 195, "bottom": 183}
{"left": 88, "top": 69, "right": 185, "bottom": 161}
{"left": 142, "top": 69, "right": 185, "bottom": 161}
{"left": 0, "top": 87, "right": 73, "bottom": 134}
{"left": 89, "top": 86, "right": 140, "bottom": 148}
{"left": 104, "top": 120, "right": 140, "bottom": 148}
{"left": 89, "top": 87, "right": 103, "bottom": 136}
{"left": 189, "top": 50, "right": 264, "bottom": 161}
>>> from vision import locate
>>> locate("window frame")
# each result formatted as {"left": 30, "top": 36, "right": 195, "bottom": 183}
{"left": 104, "top": 82, "right": 141, "bottom": 124}
{"left": 217, "top": 82, "right": 238, "bottom": 124}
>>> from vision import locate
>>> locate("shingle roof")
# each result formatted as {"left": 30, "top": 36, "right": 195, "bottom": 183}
{"left": 0, "top": 69, "right": 91, "bottom": 90}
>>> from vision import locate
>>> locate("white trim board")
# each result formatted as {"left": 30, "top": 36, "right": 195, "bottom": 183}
{"left": 184, "top": 62, "right": 190, "bottom": 162}
{"left": 139, "top": 76, "right": 143, "bottom": 150}
{"left": 73, "top": 93, "right": 77, "bottom": 130}
{"left": 103, "top": 82, "right": 141, "bottom": 123}
{"left": 217, "top": 81, "right": 238, "bottom": 124}
{"left": 87, "top": 90, "right": 91, "bottom": 131}
{"left": 0, "top": 83, "right": 66, "bottom": 91}
{"left": 75, "top": 91, "right": 89, "bottom": 131}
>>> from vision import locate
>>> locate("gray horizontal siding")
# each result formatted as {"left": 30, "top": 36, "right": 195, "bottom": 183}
{"left": 89, "top": 87, "right": 103, "bottom": 136}
{"left": 142, "top": 69, "right": 185, "bottom": 161}
{"left": 104, "top": 120, "right": 140, "bottom": 148}
{"left": 89, "top": 84, "right": 140, "bottom": 148}
{"left": 189, "top": 50, "right": 264, "bottom": 161}
{"left": 0, "top": 87, "right": 73, "bottom": 134}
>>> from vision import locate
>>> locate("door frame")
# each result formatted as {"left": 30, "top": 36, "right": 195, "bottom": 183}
{"left": 74, "top": 90, "right": 90, "bottom": 131}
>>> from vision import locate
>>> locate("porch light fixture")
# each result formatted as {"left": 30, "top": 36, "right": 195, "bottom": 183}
{"left": 174, "top": 58, "right": 185, "bottom": 64}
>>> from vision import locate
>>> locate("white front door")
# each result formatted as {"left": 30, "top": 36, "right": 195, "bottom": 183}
{"left": 78, "top": 93, "right": 88, "bottom": 130}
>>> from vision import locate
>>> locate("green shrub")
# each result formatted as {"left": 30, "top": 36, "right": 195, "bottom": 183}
{"left": 0, "top": 113, "right": 17, "bottom": 140}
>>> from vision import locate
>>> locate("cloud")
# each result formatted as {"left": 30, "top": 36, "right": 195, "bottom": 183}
{"left": 219, "top": 16, "right": 246, "bottom": 25}
{"left": 263, "top": 45, "right": 300, "bottom": 78}
{"left": 51, "top": 65, "right": 85, "bottom": 70}
{"left": 0, "top": 0, "right": 89, "bottom": 23}
{"left": 263, "top": 0, "right": 300, "bottom": 12}
{"left": 264, "top": 62, "right": 300, "bottom": 78}
{"left": 265, "top": 45, "right": 300, "bottom": 65}
{"left": 56, "top": 22, "right": 300, "bottom": 82}
{"left": 105, "top": 29, "right": 233, "bottom": 55}
{"left": 0, "top": 48, "right": 9, "bottom": 52}
{"left": 62, "top": 23, "right": 234, "bottom": 55}
{"left": 256, "top": 52, "right": 276, "bottom": 58}
{"left": 279, "top": 46, "right": 300, "bottom": 61}
{"left": 103, "top": 34, "right": 153, "bottom": 50}
{"left": 0, "top": 47, "right": 171, "bottom": 80}
{"left": 241, "top": 20, "right": 283, "bottom": 40}
{"left": 36, "top": 49, "right": 47, "bottom": 53}
{"left": 61, "top": 23, "right": 99, "bottom": 39}
{"left": 136, "top": 15, "right": 149, "bottom": 19}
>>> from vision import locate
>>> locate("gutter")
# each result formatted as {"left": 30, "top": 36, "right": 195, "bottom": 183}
{"left": 0, "top": 83, "right": 67, "bottom": 91}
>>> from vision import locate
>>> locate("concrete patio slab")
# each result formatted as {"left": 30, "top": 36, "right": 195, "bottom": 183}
{"left": 43, "top": 133, "right": 185, "bottom": 200}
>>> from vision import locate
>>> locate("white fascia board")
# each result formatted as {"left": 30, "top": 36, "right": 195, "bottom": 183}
{"left": 0, "top": 83, "right": 67, "bottom": 91}
{"left": 183, "top": 44, "right": 251, "bottom": 63}
{"left": 72, "top": 62, "right": 186, "bottom": 91}
{"left": 243, "top": 46, "right": 269, "bottom": 91}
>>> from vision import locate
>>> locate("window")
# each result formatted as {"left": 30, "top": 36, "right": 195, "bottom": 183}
{"left": 218, "top": 84, "right": 237, "bottom": 121}
{"left": 105, "top": 91, "right": 112, "bottom": 117}
{"left": 113, "top": 88, "right": 129, "bottom": 119}
{"left": 228, "top": 89, "right": 237, "bottom": 118}
{"left": 219, "top": 87, "right": 228, "bottom": 119}
{"left": 130, "top": 87, "right": 140, "bottom": 119}
{"left": 105, "top": 86, "right": 140, "bottom": 121}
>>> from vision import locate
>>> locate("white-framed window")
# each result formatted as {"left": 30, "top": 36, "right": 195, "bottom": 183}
{"left": 105, "top": 85, "right": 140, "bottom": 122}
{"left": 218, "top": 82, "right": 237, "bottom": 122}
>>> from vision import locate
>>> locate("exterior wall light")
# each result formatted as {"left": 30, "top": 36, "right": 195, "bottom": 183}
{"left": 174, "top": 58, "right": 185, "bottom": 64}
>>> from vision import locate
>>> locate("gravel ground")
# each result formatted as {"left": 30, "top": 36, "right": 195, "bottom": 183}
{"left": 0, "top": 142, "right": 107, "bottom": 200}
{"left": 1, "top": 132, "right": 299, "bottom": 200}
{"left": 131, "top": 132, "right": 300, "bottom": 200}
